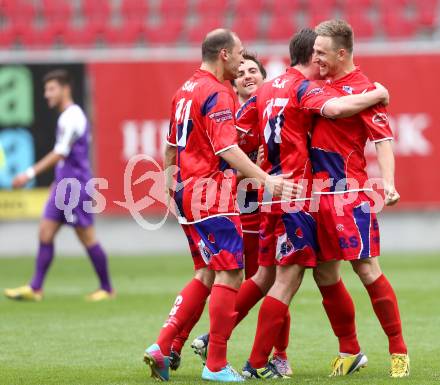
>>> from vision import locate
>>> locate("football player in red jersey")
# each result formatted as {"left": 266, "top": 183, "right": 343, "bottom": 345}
{"left": 311, "top": 19, "right": 409, "bottom": 378}
{"left": 234, "top": 54, "right": 292, "bottom": 375}
{"left": 233, "top": 54, "right": 266, "bottom": 280}
{"left": 188, "top": 54, "right": 294, "bottom": 376}
{"left": 143, "top": 29, "right": 300, "bottom": 383}
{"left": 235, "top": 28, "right": 390, "bottom": 379}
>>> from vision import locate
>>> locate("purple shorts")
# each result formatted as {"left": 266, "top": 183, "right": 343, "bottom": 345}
{"left": 43, "top": 184, "right": 94, "bottom": 228}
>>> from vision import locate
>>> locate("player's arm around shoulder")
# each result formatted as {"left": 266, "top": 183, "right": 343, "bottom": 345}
{"left": 322, "top": 82, "right": 390, "bottom": 119}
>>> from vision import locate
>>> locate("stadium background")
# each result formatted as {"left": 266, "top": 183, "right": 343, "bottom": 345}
{"left": 0, "top": 1, "right": 439, "bottom": 385}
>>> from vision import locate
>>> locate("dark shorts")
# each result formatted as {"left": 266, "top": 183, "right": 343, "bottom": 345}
{"left": 182, "top": 215, "right": 244, "bottom": 271}
{"left": 43, "top": 184, "right": 94, "bottom": 228}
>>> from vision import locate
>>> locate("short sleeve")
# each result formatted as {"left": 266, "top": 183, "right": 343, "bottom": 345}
{"left": 361, "top": 104, "right": 394, "bottom": 142}
{"left": 53, "top": 107, "right": 86, "bottom": 156}
{"left": 296, "top": 80, "right": 338, "bottom": 115}
{"left": 166, "top": 96, "right": 177, "bottom": 147}
{"left": 202, "top": 90, "right": 238, "bottom": 155}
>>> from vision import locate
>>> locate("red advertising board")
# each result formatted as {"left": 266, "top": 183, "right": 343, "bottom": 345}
{"left": 89, "top": 55, "right": 440, "bottom": 214}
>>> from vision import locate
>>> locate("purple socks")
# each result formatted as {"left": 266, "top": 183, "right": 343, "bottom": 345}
{"left": 30, "top": 242, "right": 54, "bottom": 290}
{"left": 87, "top": 243, "right": 113, "bottom": 292}
{"left": 29, "top": 242, "right": 112, "bottom": 293}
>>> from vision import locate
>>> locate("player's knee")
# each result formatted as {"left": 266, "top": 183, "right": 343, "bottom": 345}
{"left": 39, "top": 225, "right": 55, "bottom": 244}
{"left": 276, "top": 266, "right": 304, "bottom": 293}
{"left": 75, "top": 228, "right": 96, "bottom": 248}
{"left": 313, "top": 266, "right": 340, "bottom": 286}
{"left": 351, "top": 259, "right": 381, "bottom": 285}
{"left": 194, "top": 268, "right": 215, "bottom": 288}
{"left": 252, "top": 265, "right": 275, "bottom": 293}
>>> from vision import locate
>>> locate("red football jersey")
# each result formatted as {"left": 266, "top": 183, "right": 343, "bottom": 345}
{"left": 310, "top": 66, "right": 394, "bottom": 194}
{"left": 236, "top": 67, "right": 337, "bottom": 203}
{"left": 167, "top": 69, "right": 239, "bottom": 223}
{"left": 236, "top": 112, "right": 260, "bottom": 216}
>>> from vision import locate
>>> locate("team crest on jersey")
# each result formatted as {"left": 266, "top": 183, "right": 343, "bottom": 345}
{"left": 372, "top": 113, "right": 389, "bottom": 127}
{"left": 342, "top": 85, "right": 354, "bottom": 94}
{"left": 272, "top": 78, "right": 289, "bottom": 89}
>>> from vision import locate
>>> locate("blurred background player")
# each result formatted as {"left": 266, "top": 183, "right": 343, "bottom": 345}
{"left": 235, "top": 28, "right": 390, "bottom": 379}
{"left": 311, "top": 19, "right": 409, "bottom": 378}
{"left": 4, "top": 70, "right": 114, "bottom": 302}
{"left": 143, "top": 29, "right": 299, "bottom": 383}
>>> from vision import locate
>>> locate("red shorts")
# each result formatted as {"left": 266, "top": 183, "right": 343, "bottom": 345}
{"left": 258, "top": 209, "right": 318, "bottom": 268}
{"left": 182, "top": 215, "right": 244, "bottom": 271}
{"left": 315, "top": 192, "right": 380, "bottom": 262}
{"left": 240, "top": 212, "right": 260, "bottom": 278}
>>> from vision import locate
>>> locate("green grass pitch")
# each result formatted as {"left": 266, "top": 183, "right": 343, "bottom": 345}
{"left": 1, "top": 254, "right": 439, "bottom": 384}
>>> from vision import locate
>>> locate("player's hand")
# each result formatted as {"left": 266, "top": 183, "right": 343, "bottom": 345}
{"left": 384, "top": 184, "right": 400, "bottom": 206}
{"left": 265, "top": 173, "right": 303, "bottom": 200}
{"left": 12, "top": 173, "right": 29, "bottom": 189}
{"left": 373, "top": 82, "right": 390, "bottom": 106}
{"left": 256, "top": 145, "right": 264, "bottom": 167}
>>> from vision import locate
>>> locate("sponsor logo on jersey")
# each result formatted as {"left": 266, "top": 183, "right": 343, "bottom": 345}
{"left": 372, "top": 113, "right": 389, "bottom": 127}
{"left": 272, "top": 78, "right": 289, "bottom": 89}
{"left": 336, "top": 224, "right": 344, "bottom": 232}
{"left": 306, "top": 87, "right": 323, "bottom": 96}
{"left": 182, "top": 81, "right": 198, "bottom": 92}
{"left": 208, "top": 109, "right": 233, "bottom": 123}
{"left": 342, "top": 85, "right": 354, "bottom": 94}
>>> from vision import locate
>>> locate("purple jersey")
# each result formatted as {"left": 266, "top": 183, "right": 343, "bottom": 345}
{"left": 53, "top": 104, "right": 92, "bottom": 184}
{"left": 44, "top": 104, "right": 93, "bottom": 227}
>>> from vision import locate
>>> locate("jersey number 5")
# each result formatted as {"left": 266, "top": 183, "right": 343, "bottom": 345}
{"left": 175, "top": 98, "right": 193, "bottom": 148}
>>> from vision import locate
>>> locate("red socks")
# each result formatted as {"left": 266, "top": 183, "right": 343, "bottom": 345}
{"left": 171, "top": 300, "right": 206, "bottom": 354}
{"left": 157, "top": 278, "right": 210, "bottom": 356}
{"left": 206, "top": 284, "right": 239, "bottom": 372}
{"left": 236, "top": 279, "right": 290, "bottom": 359}
{"left": 318, "top": 279, "right": 361, "bottom": 355}
{"left": 273, "top": 311, "right": 290, "bottom": 360}
{"left": 249, "top": 296, "right": 288, "bottom": 368}
{"left": 235, "top": 279, "right": 264, "bottom": 326}
{"left": 365, "top": 274, "right": 407, "bottom": 354}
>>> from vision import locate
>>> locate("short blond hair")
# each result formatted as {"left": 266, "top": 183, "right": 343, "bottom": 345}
{"left": 315, "top": 19, "right": 353, "bottom": 53}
